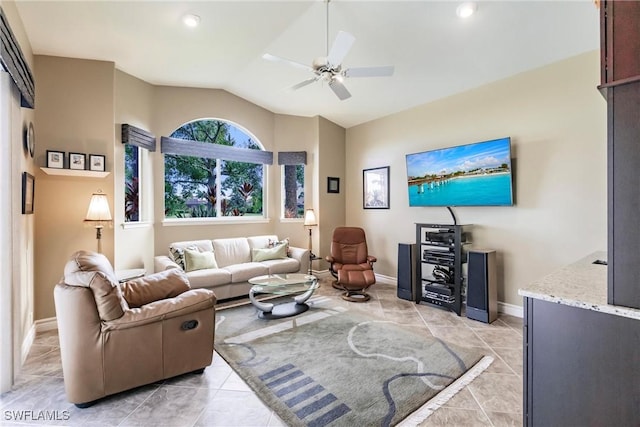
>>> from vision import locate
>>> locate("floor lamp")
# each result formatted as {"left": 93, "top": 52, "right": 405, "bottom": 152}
{"left": 303, "top": 209, "right": 317, "bottom": 275}
{"left": 84, "top": 190, "right": 112, "bottom": 254}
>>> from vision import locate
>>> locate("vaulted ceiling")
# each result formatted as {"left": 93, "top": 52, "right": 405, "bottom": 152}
{"left": 15, "top": 1, "right": 600, "bottom": 128}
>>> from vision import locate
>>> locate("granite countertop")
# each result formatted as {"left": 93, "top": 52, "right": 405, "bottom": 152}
{"left": 518, "top": 251, "right": 640, "bottom": 320}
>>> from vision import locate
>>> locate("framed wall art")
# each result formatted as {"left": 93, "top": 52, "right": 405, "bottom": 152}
{"left": 327, "top": 177, "right": 340, "bottom": 194}
{"left": 69, "top": 152, "right": 86, "bottom": 170}
{"left": 22, "top": 172, "right": 34, "bottom": 214}
{"left": 363, "top": 166, "right": 390, "bottom": 209}
{"left": 46, "top": 150, "right": 64, "bottom": 169}
{"left": 89, "top": 154, "right": 106, "bottom": 172}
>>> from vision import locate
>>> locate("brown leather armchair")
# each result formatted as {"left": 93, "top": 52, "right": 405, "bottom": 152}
{"left": 325, "top": 227, "right": 377, "bottom": 302}
{"left": 54, "top": 250, "right": 217, "bottom": 407}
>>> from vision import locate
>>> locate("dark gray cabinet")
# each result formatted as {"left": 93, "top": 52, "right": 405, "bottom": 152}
{"left": 601, "top": 0, "right": 640, "bottom": 309}
{"left": 523, "top": 297, "right": 640, "bottom": 426}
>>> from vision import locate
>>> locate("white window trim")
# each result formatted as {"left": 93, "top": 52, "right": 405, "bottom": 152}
{"left": 162, "top": 217, "right": 270, "bottom": 227}
{"left": 121, "top": 221, "right": 152, "bottom": 230}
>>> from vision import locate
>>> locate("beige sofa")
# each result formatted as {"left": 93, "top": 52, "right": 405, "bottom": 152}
{"left": 154, "top": 235, "right": 310, "bottom": 300}
{"left": 55, "top": 250, "right": 216, "bottom": 407}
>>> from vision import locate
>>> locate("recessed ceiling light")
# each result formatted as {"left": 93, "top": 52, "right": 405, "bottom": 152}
{"left": 182, "top": 14, "right": 200, "bottom": 28}
{"left": 456, "top": 2, "right": 477, "bottom": 19}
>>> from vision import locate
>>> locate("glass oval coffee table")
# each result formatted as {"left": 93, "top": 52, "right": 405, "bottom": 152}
{"left": 248, "top": 273, "right": 318, "bottom": 319}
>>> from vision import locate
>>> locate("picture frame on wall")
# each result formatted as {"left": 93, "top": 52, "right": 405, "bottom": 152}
{"left": 22, "top": 172, "right": 34, "bottom": 214}
{"left": 69, "top": 153, "right": 86, "bottom": 170}
{"left": 46, "top": 150, "right": 65, "bottom": 169}
{"left": 89, "top": 154, "right": 106, "bottom": 172}
{"left": 363, "top": 166, "right": 390, "bottom": 209}
{"left": 327, "top": 177, "right": 340, "bottom": 194}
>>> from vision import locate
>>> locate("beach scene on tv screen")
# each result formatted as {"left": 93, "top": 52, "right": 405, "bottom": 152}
{"left": 406, "top": 137, "right": 513, "bottom": 206}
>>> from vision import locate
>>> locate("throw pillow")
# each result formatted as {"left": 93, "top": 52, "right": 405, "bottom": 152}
{"left": 169, "top": 245, "right": 197, "bottom": 270}
{"left": 268, "top": 237, "right": 291, "bottom": 256}
{"left": 252, "top": 243, "right": 288, "bottom": 262}
{"left": 184, "top": 248, "right": 218, "bottom": 272}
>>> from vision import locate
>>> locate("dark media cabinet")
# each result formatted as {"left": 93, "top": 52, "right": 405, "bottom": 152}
{"left": 414, "top": 223, "right": 471, "bottom": 316}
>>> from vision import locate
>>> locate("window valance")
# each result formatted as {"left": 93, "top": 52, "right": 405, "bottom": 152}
{"left": 0, "top": 7, "right": 34, "bottom": 108}
{"left": 122, "top": 124, "right": 156, "bottom": 152}
{"left": 161, "top": 136, "right": 273, "bottom": 165}
{"left": 278, "top": 151, "right": 307, "bottom": 165}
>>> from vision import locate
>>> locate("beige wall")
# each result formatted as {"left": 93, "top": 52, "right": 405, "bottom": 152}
{"left": 273, "top": 114, "right": 320, "bottom": 250}
{"left": 318, "top": 117, "right": 346, "bottom": 268}
{"left": 34, "top": 56, "right": 115, "bottom": 320}
{"left": 346, "top": 51, "right": 607, "bottom": 306}
{"left": 114, "top": 71, "right": 155, "bottom": 272}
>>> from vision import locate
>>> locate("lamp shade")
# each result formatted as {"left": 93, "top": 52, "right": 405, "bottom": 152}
{"left": 303, "top": 209, "right": 317, "bottom": 226}
{"left": 85, "top": 192, "right": 112, "bottom": 222}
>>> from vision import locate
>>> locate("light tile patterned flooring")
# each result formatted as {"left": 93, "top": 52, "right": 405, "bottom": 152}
{"left": 0, "top": 279, "right": 523, "bottom": 426}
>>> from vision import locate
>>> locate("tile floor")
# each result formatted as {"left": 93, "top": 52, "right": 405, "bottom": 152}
{"left": 0, "top": 279, "right": 523, "bottom": 426}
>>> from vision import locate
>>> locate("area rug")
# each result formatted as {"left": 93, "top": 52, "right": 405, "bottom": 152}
{"left": 214, "top": 297, "right": 493, "bottom": 427}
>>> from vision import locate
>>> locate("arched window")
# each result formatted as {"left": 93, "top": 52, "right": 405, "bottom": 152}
{"left": 163, "top": 119, "right": 267, "bottom": 219}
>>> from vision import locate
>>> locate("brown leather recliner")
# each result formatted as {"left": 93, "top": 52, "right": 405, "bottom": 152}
{"left": 54, "top": 250, "right": 217, "bottom": 407}
{"left": 325, "top": 227, "right": 377, "bottom": 302}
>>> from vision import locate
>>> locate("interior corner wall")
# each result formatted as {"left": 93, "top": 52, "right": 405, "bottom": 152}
{"left": 34, "top": 55, "right": 115, "bottom": 320}
{"left": 273, "top": 114, "right": 320, "bottom": 249}
{"left": 345, "top": 50, "right": 607, "bottom": 307}
{"left": 317, "top": 117, "right": 346, "bottom": 267}
{"left": 114, "top": 70, "right": 155, "bottom": 272}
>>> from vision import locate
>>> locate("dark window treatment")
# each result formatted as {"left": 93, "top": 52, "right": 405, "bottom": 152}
{"left": 278, "top": 151, "right": 307, "bottom": 165}
{"left": 161, "top": 136, "right": 273, "bottom": 165}
{"left": 122, "top": 124, "right": 156, "bottom": 152}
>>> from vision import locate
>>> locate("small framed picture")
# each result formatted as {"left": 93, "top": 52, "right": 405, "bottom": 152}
{"left": 363, "top": 166, "right": 390, "bottom": 209}
{"left": 89, "top": 154, "right": 106, "bottom": 172}
{"left": 69, "top": 153, "right": 86, "bottom": 170}
{"left": 46, "top": 150, "right": 65, "bottom": 169}
{"left": 22, "top": 172, "right": 34, "bottom": 214}
{"left": 327, "top": 177, "right": 340, "bottom": 194}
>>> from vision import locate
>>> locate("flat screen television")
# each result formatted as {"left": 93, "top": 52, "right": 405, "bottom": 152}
{"left": 405, "top": 137, "right": 514, "bottom": 207}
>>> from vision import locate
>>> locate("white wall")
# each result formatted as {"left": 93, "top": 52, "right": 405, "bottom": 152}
{"left": 346, "top": 51, "right": 607, "bottom": 307}
{"left": 0, "top": 0, "right": 36, "bottom": 392}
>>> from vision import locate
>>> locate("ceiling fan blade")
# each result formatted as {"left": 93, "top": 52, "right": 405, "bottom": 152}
{"left": 328, "top": 79, "right": 351, "bottom": 100}
{"left": 262, "top": 53, "right": 313, "bottom": 72}
{"left": 344, "top": 65, "right": 395, "bottom": 78}
{"left": 290, "top": 77, "right": 318, "bottom": 91}
{"left": 327, "top": 31, "right": 355, "bottom": 68}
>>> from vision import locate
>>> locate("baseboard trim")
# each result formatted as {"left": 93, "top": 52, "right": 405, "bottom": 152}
{"left": 497, "top": 302, "right": 523, "bottom": 318}
{"left": 374, "top": 273, "right": 395, "bottom": 285}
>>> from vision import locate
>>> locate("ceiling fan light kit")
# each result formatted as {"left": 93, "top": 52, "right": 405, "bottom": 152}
{"left": 262, "top": 0, "right": 394, "bottom": 100}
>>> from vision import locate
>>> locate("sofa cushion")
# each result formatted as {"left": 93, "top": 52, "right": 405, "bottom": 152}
{"left": 225, "top": 263, "right": 268, "bottom": 283}
{"left": 261, "top": 257, "right": 301, "bottom": 275}
{"left": 251, "top": 243, "right": 288, "bottom": 262}
{"left": 213, "top": 238, "right": 251, "bottom": 267}
{"left": 186, "top": 268, "right": 232, "bottom": 289}
{"left": 63, "top": 250, "right": 124, "bottom": 321}
{"left": 184, "top": 248, "right": 218, "bottom": 272}
{"left": 120, "top": 269, "right": 191, "bottom": 308}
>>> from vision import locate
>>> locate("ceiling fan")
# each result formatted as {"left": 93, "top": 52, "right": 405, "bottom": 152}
{"left": 262, "top": 0, "right": 394, "bottom": 100}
